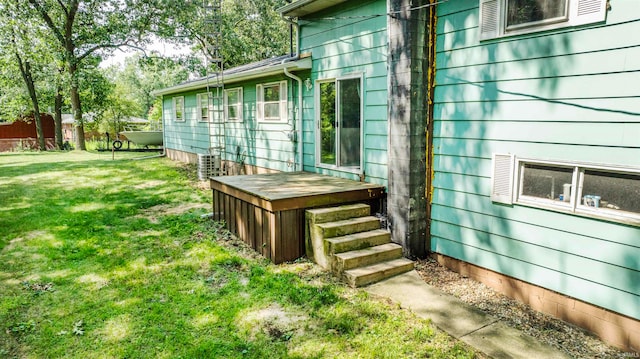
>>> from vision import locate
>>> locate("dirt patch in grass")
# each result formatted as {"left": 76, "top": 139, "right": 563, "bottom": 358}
{"left": 132, "top": 180, "right": 166, "bottom": 190}
{"left": 136, "top": 203, "right": 210, "bottom": 223}
{"left": 240, "top": 303, "right": 310, "bottom": 342}
{"left": 145, "top": 203, "right": 210, "bottom": 216}
{"left": 3, "top": 230, "right": 47, "bottom": 253}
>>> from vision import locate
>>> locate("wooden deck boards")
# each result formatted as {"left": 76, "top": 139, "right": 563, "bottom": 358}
{"left": 210, "top": 171, "right": 385, "bottom": 211}
{"left": 210, "top": 171, "right": 386, "bottom": 263}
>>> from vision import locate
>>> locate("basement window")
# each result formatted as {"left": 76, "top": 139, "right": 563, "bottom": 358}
{"left": 479, "top": 0, "right": 608, "bottom": 40}
{"left": 518, "top": 163, "right": 575, "bottom": 207}
{"left": 491, "top": 155, "right": 640, "bottom": 225}
{"left": 579, "top": 170, "right": 640, "bottom": 217}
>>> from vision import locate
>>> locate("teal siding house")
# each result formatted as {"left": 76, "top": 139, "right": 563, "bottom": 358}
{"left": 432, "top": 0, "right": 639, "bottom": 351}
{"left": 154, "top": 55, "right": 312, "bottom": 172}
{"left": 154, "top": 0, "right": 639, "bottom": 351}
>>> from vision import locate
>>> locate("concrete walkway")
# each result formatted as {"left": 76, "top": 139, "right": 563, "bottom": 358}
{"left": 366, "top": 270, "right": 573, "bottom": 359}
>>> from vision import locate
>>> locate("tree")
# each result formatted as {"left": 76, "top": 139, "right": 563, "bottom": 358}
{"left": 14, "top": 54, "right": 46, "bottom": 150}
{"left": 0, "top": 67, "right": 30, "bottom": 123}
{"left": 219, "top": 0, "right": 293, "bottom": 67}
{"left": 0, "top": 24, "right": 30, "bottom": 124}
{"left": 26, "top": 0, "right": 161, "bottom": 150}
{"left": 164, "top": 0, "right": 292, "bottom": 71}
{"left": 101, "top": 82, "right": 142, "bottom": 137}
{"left": 147, "top": 97, "right": 163, "bottom": 124}
{"left": 0, "top": 0, "right": 65, "bottom": 150}
{"left": 108, "top": 54, "right": 190, "bottom": 118}
{"left": 53, "top": 67, "right": 65, "bottom": 150}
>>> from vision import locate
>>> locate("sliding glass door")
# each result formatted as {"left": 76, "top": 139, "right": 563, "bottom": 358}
{"left": 317, "top": 76, "right": 362, "bottom": 169}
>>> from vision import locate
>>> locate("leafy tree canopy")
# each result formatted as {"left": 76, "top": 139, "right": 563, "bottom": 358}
{"left": 105, "top": 54, "right": 190, "bottom": 117}
{"left": 163, "top": 0, "right": 292, "bottom": 72}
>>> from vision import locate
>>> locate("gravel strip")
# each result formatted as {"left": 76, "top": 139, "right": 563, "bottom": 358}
{"left": 415, "top": 257, "right": 633, "bottom": 359}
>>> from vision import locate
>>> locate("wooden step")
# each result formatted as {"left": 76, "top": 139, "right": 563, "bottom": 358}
{"left": 342, "top": 258, "right": 415, "bottom": 288}
{"left": 315, "top": 216, "right": 381, "bottom": 239}
{"left": 334, "top": 243, "right": 403, "bottom": 272}
{"left": 305, "top": 203, "right": 371, "bottom": 224}
{"left": 325, "top": 229, "right": 391, "bottom": 254}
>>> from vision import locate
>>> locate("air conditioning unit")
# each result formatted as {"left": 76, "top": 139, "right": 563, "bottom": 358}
{"left": 197, "top": 154, "right": 222, "bottom": 180}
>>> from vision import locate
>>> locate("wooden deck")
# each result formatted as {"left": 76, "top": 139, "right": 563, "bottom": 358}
{"left": 211, "top": 172, "right": 386, "bottom": 263}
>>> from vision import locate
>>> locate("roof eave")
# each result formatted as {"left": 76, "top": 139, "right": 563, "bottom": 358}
{"left": 151, "top": 57, "right": 312, "bottom": 97}
{"left": 277, "top": 0, "right": 349, "bottom": 18}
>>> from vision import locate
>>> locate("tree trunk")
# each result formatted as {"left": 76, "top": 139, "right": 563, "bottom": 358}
{"left": 16, "top": 54, "right": 46, "bottom": 151}
{"left": 54, "top": 79, "right": 64, "bottom": 150}
{"left": 68, "top": 61, "right": 86, "bottom": 150}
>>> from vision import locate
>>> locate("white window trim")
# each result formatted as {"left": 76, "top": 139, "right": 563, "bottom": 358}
{"left": 196, "top": 93, "right": 211, "bottom": 122}
{"left": 172, "top": 96, "right": 185, "bottom": 122}
{"left": 479, "top": 0, "right": 607, "bottom": 41}
{"left": 515, "top": 159, "right": 577, "bottom": 211}
{"left": 314, "top": 74, "right": 364, "bottom": 173}
{"left": 491, "top": 154, "right": 640, "bottom": 226}
{"left": 224, "top": 88, "right": 243, "bottom": 122}
{"left": 256, "top": 81, "right": 288, "bottom": 123}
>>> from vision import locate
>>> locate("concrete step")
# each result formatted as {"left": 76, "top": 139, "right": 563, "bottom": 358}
{"left": 334, "top": 243, "right": 403, "bottom": 272}
{"left": 306, "top": 203, "right": 371, "bottom": 224}
{"left": 315, "top": 216, "right": 381, "bottom": 239}
{"left": 343, "top": 258, "right": 415, "bottom": 288}
{"left": 325, "top": 229, "right": 391, "bottom": 254}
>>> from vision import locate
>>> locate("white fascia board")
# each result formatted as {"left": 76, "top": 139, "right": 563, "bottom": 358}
{"left": 151, "top": 57, "right": 312, "bottom": 97}
{"left": 278, "top": 0, "right": 348, "bottom": 17}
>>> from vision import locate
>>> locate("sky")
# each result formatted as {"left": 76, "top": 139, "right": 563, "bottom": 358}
{"left": 100, "top": 38, "right": 192, "bottom": 68}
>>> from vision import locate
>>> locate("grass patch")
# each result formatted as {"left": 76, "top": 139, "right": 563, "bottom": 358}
{"left": 0, "top": 151, "right": 482, "bottom": 358}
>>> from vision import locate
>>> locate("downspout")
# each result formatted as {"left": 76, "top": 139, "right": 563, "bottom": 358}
{"left": 281, "top": 2, "right": 300, "bottom": 58}
{"left": 283, "top": 67, "right": 303, "bottom": 172}
{"left": 281, "top": 15, "right": 303, "bottom": 172}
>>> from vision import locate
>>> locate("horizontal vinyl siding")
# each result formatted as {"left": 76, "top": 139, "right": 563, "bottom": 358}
{"left": 163, "top": 75, "right": 299, "bottom": 172}
{"left": 432, "top": 0, "right": 640, "bottom": 320}
{"left": 162, "top": 95, "right": 210, "bottom": 154}
{"left": 301, "top": 74, "right": 316, "bottom": 173}
{"left": 299, "top": 0, "right": 388, "bottom": 186}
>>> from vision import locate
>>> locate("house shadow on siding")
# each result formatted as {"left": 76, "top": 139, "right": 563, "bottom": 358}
{"left": 434, "top": 2, "right": 575, "bottom": 313}
{"left": 433, "top": 2, "right": 640, "bottom": 345}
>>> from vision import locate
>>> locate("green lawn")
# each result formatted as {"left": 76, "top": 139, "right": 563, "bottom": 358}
{"left": 0, "top": 151, "right": 479, "bottom": 358}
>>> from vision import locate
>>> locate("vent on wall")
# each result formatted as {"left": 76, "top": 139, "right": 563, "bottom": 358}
{"left": 479, "top": 0, "right": 499, "bottom": 40}
{"left": 491, "top": 153, "right": 515, "bottom": 204}
{"left": 198, "top": 154, "right": 223, "bottom": 180}
{"left": 479, "top": 0, "right": 608, "bottom": 40}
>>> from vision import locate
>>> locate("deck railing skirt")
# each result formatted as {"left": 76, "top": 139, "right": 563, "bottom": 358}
{"left": 212, "top": 188, "right": 305, "bottom": 263}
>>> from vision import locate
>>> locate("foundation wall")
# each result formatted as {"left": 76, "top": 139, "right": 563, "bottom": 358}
{"left": 166, "top": 148, "right": 282, "bottom": 176}
{"left": 166, "top": 148, "right": 198, "bottom": 164}
{"left": 433, "top": 254, "right": 639, "bottom": 353}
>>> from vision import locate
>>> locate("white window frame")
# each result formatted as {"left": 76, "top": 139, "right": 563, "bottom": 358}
{"left": 515, "top": 159, "right": 578, "bottom": 211}
{"left": 491, "top": 154, "right": 640, "bottom": 226}
{"left": 505, "top": 0, "right": 570, "bottom": 32}
{"left": 314, "top": 74, "right": 364, "bottom": 173}
{"left": 479, "top": 0, "right": 607, "bottom": 40}
{"left": 172, "top": 96, "right": 185, "bottom": 122}
{"left": 196, "top": 93, "right": 212, "bottom": 122}
{"left": 224, "top": 88, "right": 243, "bottom": 122}
{"left": 256, "top": 81, "right": 288, "bottom": 123}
